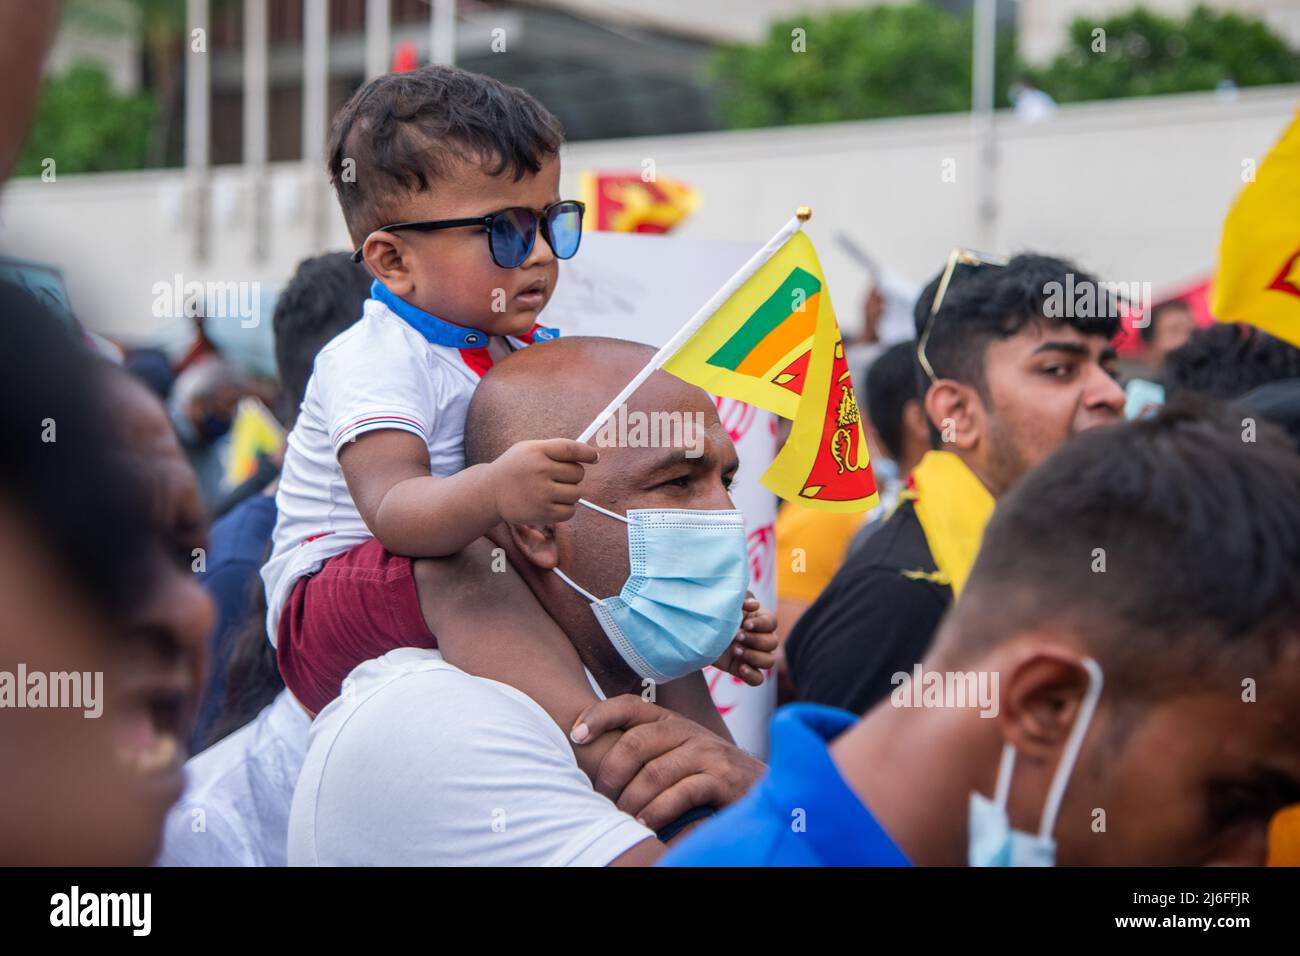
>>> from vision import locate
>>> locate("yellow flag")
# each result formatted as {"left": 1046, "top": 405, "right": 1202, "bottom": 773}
{"left": 224, "top": 397, "right": 285, "bottom": 486}
{"left": 1211, "top": 105, "right": 1300, "bottom": 346}
{"left": 662, "top": 231, "right": 878, "bottom": 512}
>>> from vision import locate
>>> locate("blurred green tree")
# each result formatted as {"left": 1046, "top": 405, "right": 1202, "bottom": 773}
{"left": 16, "top": 63, "right": 155, "bottom": 176}
{"left": 712, "top": 2, "right": 1298, "bottom": 130}
{"left": 1035, "top": 4, "right": 1300, "bottom": 102}
{"left": 711, "top": 2, "right": 1018, "bottom": 128}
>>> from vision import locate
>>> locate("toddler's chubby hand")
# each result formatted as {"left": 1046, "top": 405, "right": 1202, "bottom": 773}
{"left": 490, "top": 438, "right": 599, "bottom": 525}
{"left": 712, "top": 592, "right": 778, "bottom": 686}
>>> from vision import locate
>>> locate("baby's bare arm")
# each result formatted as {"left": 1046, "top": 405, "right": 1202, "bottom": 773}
{"left": 339, "top": 430, "right": 596, "bottom": 558}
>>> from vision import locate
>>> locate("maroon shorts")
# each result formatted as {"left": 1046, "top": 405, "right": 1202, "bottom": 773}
{"left": 277, "top": 538, "right": 436, "bottom": 714}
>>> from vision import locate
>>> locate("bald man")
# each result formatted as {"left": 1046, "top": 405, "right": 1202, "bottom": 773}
{"left": 287, "top": 337, "right": 768, "bottom": 866}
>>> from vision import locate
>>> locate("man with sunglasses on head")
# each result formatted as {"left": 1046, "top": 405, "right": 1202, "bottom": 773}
{"left": 784, "top": 251, "right": 1125, "bottom": 716}
{"left": 263, "top": 66, "right": 761, "bottom": 785}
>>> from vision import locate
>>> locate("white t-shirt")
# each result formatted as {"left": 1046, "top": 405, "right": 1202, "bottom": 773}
{"left": 157, "top": 689, "right": 310, "bottom": 867}
{"left": 261, "top": 289, "right": 557, "bottom": 644}
{"left": 288, "top": 648, "right": 655, "bottom": 866}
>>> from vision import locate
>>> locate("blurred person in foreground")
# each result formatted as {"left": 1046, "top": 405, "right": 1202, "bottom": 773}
{"left": 785, "top": 252, "right": 1125, "bottom": 715}
{"left": 666, "top": 399, "right": 1300, "bottom": 866}
{"left": 0, "top": 1, "right": 211, "bottom": 863}
{"left": 0, "top": 283, "right": 206, "bottom": 864}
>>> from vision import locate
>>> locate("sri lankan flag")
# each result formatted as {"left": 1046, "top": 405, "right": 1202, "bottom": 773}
{"left": 580, "top": 171, "right": 698, "bottom": 234}
{"left": 1212, "top": 104, "right": 1300, "bottom": 347}
{"left": 662, "top": 229, "right": 877, "bottom": 512}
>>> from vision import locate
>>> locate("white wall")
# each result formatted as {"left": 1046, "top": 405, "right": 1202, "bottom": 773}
{"left": 1, "top": 83, "right": 1296, "bottom": 344}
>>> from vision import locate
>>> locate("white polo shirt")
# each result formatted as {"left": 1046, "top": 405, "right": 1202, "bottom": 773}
{"left": 157, "top": 689, "right": 310, "bottom": 867}
{"left": 288, "top": 648, "right": 655, "bottom": 866}
{"left": 261, "top": 282, "right": 558, "bottom": 644}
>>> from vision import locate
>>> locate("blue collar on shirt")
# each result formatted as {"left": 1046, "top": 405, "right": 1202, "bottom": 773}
{"left": 764, "top": 703, "right": 911, "bottom": 866}
{"left": 369, "top": 280, "right": 559, "bottom": 350}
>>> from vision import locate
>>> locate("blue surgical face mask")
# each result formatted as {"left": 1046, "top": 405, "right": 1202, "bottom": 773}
{"left": 554, "top": 498, "right": 750, "bottom": 683}
{"left": 968, "top": 657, "right": 1104, "bottom": 867}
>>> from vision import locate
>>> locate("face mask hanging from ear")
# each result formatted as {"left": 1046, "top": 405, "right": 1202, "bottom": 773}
{"left": 553, "top": 498, "right": 750, "bottom": 684}
{"left": 968, "top": 657, "right": 1104, "bottom": 867}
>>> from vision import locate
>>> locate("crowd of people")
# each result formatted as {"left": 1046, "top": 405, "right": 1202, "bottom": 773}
{"left": 4, "top": 14, "right": 1300, "bottom": 869}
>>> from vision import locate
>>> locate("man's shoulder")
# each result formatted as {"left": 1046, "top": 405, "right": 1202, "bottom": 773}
{"left": 307, "top": 649, "right": 575, "bottom": 783}
{"left": 291, "top": 649, "right": 653, "bottom": 866}
{"left": 317, "top": 649, "right": 558, "bottom": 741}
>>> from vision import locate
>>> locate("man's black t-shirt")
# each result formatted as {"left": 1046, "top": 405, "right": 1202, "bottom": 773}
{"left": 784, "top": 498, "right": 952, "bottom": 715}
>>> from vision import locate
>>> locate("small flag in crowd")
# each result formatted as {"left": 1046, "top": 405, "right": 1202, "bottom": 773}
{"left": 1212, "top": 104, "right": 1300, "bottom": 347}
{"left": 224, "top": 397, "right": 285, "bottom": 486}
{"left": 579, "top": 171, "right": 698, "bottom": 234}
{"left": 578, "top": 211, "right": 877, "bottom": 513}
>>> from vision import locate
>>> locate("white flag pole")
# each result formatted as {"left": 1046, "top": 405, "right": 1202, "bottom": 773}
{"left": 576, "top": 208, "right": 811, "bottom": 444}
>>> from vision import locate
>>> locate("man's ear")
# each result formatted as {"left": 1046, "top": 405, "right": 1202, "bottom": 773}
{"left": 995, "top": 650, "right": 1097, "bottom": 761}
{"left": 363, "top": 233, "right": 415, "bottom": 297}
{"left": 924, "top": 379, "right": 984, "bottom": 452}
{"left": 508, "top": 521, "right": 559, "bottom": 571}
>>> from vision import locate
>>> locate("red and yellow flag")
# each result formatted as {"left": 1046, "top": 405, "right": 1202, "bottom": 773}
{"left": 580, "top": 171, "right": 698, "bottom": 234}
{"left": 662, "top": 230, "right": 877, "bottom": 512}
{"left": 1212, "top": 104, "right": 1300, "bottom": 347}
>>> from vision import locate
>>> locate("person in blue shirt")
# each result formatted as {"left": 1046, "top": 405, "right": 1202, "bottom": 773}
{"left": 664, "top": 400, "right": 1300, "bottom": 867}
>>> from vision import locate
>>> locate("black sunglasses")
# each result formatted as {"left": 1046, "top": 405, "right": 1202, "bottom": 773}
{"left": 917, "top": 247, "right": 1008, "bottom": 383}
{"left": 351, "top": 199, "right": 586, "bottom": 269}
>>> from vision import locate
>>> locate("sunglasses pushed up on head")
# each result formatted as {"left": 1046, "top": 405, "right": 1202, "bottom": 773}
{"left": 916, "top": 247, "right": 1009, "bottom": 383}
{"left": 351, "top": 199, "right": 586, "bottom": 269}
